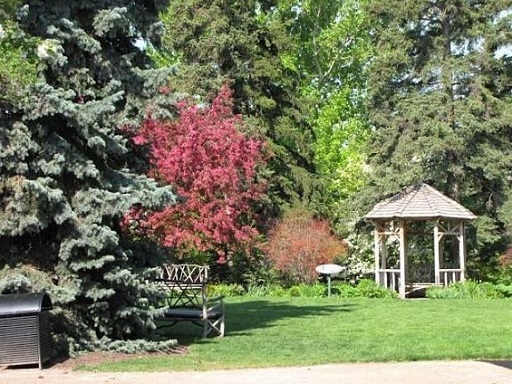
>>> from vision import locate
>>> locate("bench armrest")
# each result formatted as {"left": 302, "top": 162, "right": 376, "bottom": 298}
{"left": 205, "top": 295, "right": 224, "bottom": 303}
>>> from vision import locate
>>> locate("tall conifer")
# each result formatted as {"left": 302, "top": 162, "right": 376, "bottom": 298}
{"left": 361, "top": 0, "right": 512, "bottom": 267}
{"left": 158, "top": 0, "right": 322, "bottom": 212}
{"left": 0, "top": 0, "right": 178, "bottom": 350}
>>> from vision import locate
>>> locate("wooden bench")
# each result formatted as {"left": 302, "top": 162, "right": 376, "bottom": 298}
{"left": 155, "top": 264, "right": 225, "bottom": 338}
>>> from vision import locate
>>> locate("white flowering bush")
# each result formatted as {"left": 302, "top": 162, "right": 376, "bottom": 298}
{"left": 336, "top": 231, "right": 374, "bottom": 283}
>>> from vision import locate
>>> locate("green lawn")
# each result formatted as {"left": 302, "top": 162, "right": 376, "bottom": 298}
{"left": 82, "top": 297, "right": 512, "bottom": 371}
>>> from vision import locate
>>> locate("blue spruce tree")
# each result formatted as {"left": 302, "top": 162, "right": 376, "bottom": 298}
{"left": 0, "top": 0, "right": 178, "bottom": 352}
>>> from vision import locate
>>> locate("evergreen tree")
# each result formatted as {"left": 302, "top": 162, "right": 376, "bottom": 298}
{"left": 158, "top": 0, "right": 323, "bottom": 213}
{"left": 360, "top": 0, "right": 512, "bottom": 272}
{"left": 0, "top": 0, "right": 178, "bottom": 351}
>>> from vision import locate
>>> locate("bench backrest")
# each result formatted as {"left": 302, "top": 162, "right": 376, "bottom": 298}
{"left": 160, "top": 264, "right": 209, "bottom": 284}
{"left": 156, "top": 264, "right": 209, "bottom": 308}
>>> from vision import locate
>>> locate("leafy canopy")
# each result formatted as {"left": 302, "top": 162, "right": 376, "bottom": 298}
{"left": 132, "top": 87, "right": 269, "bottom": 261}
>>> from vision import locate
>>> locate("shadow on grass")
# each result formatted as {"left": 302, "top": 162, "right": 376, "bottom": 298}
{"left": 158, "top": 298, "right": 356, "bottom": 346}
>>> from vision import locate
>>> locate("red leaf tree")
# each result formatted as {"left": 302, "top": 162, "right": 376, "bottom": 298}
{"left": 130, "top": 87, "right": 269, "bottom": 262}
{"left": 263, "top": 207, "right": 347, "bottom": 284}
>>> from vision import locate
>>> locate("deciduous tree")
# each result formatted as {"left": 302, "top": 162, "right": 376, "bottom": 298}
{"left": 276, "top": 0, "right": 372, "bottom": 228}
{"left": 132, "top": 87, "right": 269, "bottom": 262}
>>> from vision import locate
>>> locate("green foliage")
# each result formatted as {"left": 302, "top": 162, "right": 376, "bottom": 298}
{"left": 0, "top": 0, "right": 180, "bottom": 353}
{"left": 209, "top": 279, "right": 397, "bottom": 299}
{"left": 245, "top": 284, "right": 287, "bottom": 297}
{"left": 287, "top": 283, "right": 327, "bottom": 297}
{"left": 426, "top": 281, "right": 510, "bottom": 300}
{"left": 276, "top": 0, "right": 372, "bottom": 224}
{"left": 0, "top": 267, "right": 32, "bottom": 293}
{"left": 158, "top": 0, "right": 323, "bottom": 212}
{"left": 0, "top": 4, "right": 40, "bottom": 108}
{"left": 0, "top": 264, "right": 54, "bottom": 294}
{"left": 207, "top": 283, "right": 245, "bottom": 298}
{"left": 357, "top": 0, "right": 512, "bottom": 272}
{"left": 333, "top": 279, "right": 398, "bottom": 299}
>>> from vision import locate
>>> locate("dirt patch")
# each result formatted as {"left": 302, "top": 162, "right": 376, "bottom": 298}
{"left": 49, "top": 345, "right": 189, "bottom": 370}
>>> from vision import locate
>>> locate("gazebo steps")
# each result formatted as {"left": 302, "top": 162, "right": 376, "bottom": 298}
{"left": 405, "top": 283, "right": 433, "bottom": 298}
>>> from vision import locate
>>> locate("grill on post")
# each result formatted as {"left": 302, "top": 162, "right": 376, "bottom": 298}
{"left": 0, "top": 292, "right": 53, "bottom": 369}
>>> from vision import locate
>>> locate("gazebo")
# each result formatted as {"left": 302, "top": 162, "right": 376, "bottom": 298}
{"left": 365, "top": 183, "right": 476, "bottom": 298}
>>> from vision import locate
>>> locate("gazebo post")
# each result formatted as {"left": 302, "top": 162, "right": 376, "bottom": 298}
{"left": 399, "top": 220, "right": 406, "bottom": 299}
{"left": 459, "top": 221, "right": 466, "bottom": 282}
{"left": 374, "top": 221, "right": 387, "bottom": 288}
{"left": 374, "top": 224, "right": 380, "bottom": 286}
{"left": 434, "top": 221, "right": 441, "bottom": 285}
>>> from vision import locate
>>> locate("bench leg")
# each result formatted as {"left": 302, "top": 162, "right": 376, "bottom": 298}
{"left": 202, "top": 316, "right": 225, "bottom": 338}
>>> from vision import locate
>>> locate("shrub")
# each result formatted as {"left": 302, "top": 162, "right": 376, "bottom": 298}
{"left": 355, "top": 279, "right": 398, "bottom": 298}
{"left": 495, "top": 284, "right": 512, "bottom": 297}
{"left": 287, "top": 283, "right": 327, "bottom": 298}
{"left": 245, "top": 284, "right": 288, "bottom": 297}
{"left": 263, "top": 207, "right": 347, "bottom": 285}
{"left": 332, "top": 283, "right": 360, "bottom": 298}
{"left": 208, "top": 283, "right": 245, "bottom": 297}
{"left": 332, "top": 279, "right": 398, "bottom": 299}
{"left": 426, "top": 281, "right": 507, "bottom": 299}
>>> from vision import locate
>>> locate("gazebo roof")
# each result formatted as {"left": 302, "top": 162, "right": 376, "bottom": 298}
{"left": 365, "top": 183, "right": 476, "bottom": 221}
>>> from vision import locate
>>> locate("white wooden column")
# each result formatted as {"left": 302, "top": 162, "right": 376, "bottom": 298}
{"left": 374, "top": 224, "right": 380, "bottom": 286}
{"left": 459, "top": 221, "right": 466, "bottom": 282}
{"left": 434, "top": 221, "right": 441, "bottom": 285}
{"left": 399, "top": 220, "right": 406, "bottom": 299}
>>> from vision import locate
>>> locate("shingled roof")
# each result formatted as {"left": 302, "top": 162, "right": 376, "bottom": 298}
{"left": 365, "top": 183, "right": 476, "bottom": 221}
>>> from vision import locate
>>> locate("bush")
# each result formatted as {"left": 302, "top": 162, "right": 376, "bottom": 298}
{"left": 208, "top": 284, "right": 245, "bottom": 297}
{"left": 287, "top": 283, "right": 327, "bottom": 298}
{"left": 495, "top": 284, "right": 512, "bottom": 297}
{"left": 263, "top": 207, "right": 347, "bottom": 285}
{"left": 331, "top": 283, "right": 360, "bottom": 298}
{"left": 332, "top": 279, "right": 398, "bottom": 299}
{"left": 355, "top": 279, "right": 398, "bottom": 298}
{"left": 245, "top": 284, "right": 288, "bottom": 297}
{"left": 426, "top": 281, "right": 508, "bottom": 299}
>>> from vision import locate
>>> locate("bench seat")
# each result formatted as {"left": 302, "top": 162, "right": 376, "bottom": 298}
{"left": 163, "top": 308, "right": 223, "bottom": 320}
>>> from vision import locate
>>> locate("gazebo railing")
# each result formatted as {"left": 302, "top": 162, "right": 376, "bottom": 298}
{"left": 377, "top": 269, "right": 401, "bottom": 292}
{"left": 378, "top": 267, "right": 463, "bottom": 294}
{"left": 439, "top": 268, "right": 463, "bottom": 286}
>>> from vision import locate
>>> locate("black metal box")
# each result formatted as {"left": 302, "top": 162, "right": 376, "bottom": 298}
{"left": 0, "top": 292, "right": 53, "bottom": 369}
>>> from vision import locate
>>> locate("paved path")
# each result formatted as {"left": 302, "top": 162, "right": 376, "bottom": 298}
{"left": 2, "top": 360, "right": 512, "bottom": 384}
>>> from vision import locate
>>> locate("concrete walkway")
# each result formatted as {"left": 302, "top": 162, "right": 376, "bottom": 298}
{"left": 2, "top": 360, "right": 512, "bottom": 384}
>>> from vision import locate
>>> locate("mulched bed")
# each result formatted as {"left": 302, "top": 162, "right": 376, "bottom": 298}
{"left": 49, "top": 345, "right": 189, "bottom": 370}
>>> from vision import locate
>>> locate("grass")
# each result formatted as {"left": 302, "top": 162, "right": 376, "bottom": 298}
{"left": 81, "top": 296, "right": 512, "bottom": 372}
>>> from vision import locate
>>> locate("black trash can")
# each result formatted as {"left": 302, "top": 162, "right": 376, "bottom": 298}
{"left": 0, "top": 292, "right": 53, "bottom": 369}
